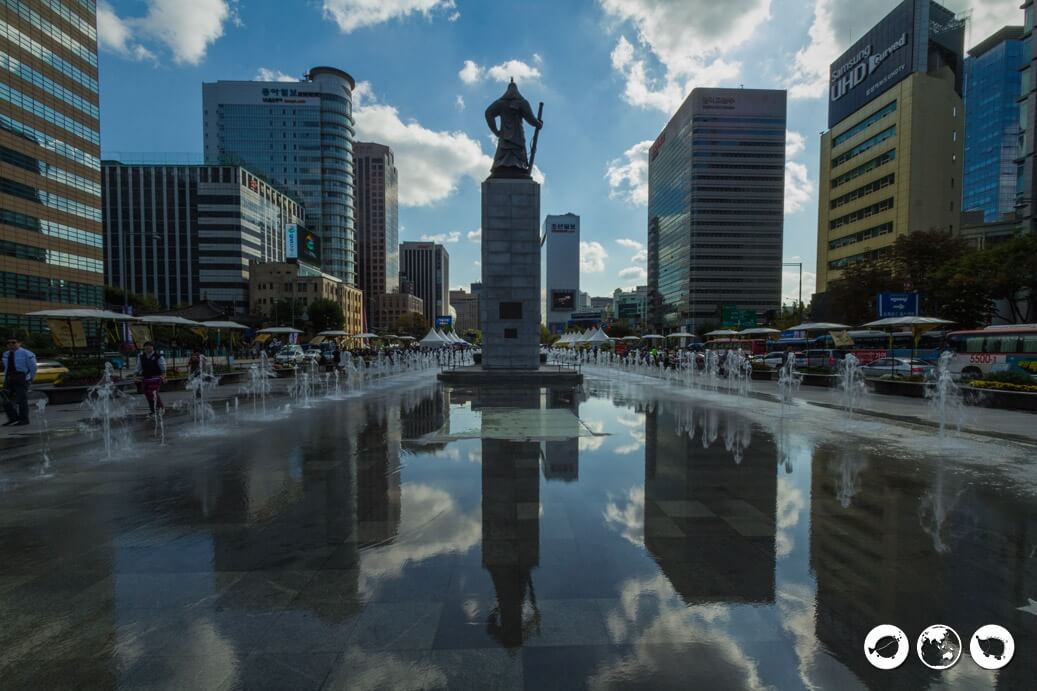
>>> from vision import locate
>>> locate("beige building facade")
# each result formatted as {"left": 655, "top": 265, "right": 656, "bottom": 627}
{"left": 250, "top": 261, "right": 363, "bottom": 335}
{"left": 376, "top": 292, "right": 424, "bottom": 332}
{"left": 449, "top": 288, "right": 479, "bottom": 333}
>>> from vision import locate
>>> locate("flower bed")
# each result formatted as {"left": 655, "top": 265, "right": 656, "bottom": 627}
{"left": 963, "top": 386, "right": 1037, "bottom": 412}
{"left": 969, "top": 380, "right": 1037, "bottom": 394}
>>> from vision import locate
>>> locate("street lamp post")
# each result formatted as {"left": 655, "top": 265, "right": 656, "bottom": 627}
{"left": 783, "top": 262, "right": 803, "bottom": 318}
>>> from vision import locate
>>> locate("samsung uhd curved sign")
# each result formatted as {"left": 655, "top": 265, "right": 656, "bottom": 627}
{"left": 828, "top": 0, "right": 919, "bottom": 128}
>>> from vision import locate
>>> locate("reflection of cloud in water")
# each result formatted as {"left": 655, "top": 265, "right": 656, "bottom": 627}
{"left": 119, "top": 617, "right": 240, "bottom": 690}
{"left": 603, "top": 485, "right": 644, "bottom": 546}
{"left": 615, "top": 429, "right": 646, "bottom": 455}
{"left": 324, "top": 646, "right": 446, "bottom": 690}
{"left": 360, "top": 484, "right": 480, "bottom": 582}
{"left": 592, "top": 574, "right": 767, "bottom": 691}
{"left": 776, "top": 476, "right": 805, "bottom": 559}
{"left": 580, "top": 419, "right": 607, "bottom": 451}
{"left": 617, "top": 412, "right": 645, "bottom": 428}
{"left": 467, "top": 447, "right": 482, "bottom": 464}
{"left": 834, "top": 449, "right": 867, "bottom": 509}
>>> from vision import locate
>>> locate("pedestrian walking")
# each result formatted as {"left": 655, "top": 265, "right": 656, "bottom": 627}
{"left": 135, "top": 341, "right": 166, "bottom": 416}
{"left": 2, "top": 336, "right": 37, "bottom": 426}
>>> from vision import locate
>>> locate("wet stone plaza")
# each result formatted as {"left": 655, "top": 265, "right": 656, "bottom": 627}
{"left": 0, "top": 368, "right": 1035, "bottom": 690}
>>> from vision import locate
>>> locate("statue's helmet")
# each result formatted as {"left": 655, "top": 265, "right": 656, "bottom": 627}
{"left": 502, "top": 79, "right": 522, "bottom": 100}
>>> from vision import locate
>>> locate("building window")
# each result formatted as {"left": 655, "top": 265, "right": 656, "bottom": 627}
{"left": 500, "top": 302, "right": 522, "bottom": 319}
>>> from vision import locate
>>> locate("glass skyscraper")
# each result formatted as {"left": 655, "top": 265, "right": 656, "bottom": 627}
{"left": 647, "top": 88, "right": 786, "bottom": 331}
{"left": 963, "top": 27, "right": 1025, "bottom": 222}
{"left": 202, "top": 67, "right": 357, "bottom": 285}
{"left": 0, "top": 0, "right": 103, "bottom": 333}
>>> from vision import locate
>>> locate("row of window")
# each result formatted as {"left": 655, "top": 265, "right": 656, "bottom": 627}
{"left": 0, "top": 83, "right": 99, "bottom": 145}
{"left": 828, "top": 221, "right": 893, "bottom": 251}
{"left": 828, "top": 247, "right": 891, "bottom": 271}
{"left": 0, "top": 207, "right": 102, "bottom": 248}
{"left": 692, "top": 140, "right": 784, "bottom": 148}
{"left": 692, "top": 128, "right": 785, "bottom": 137}
{"left": 832, "top": 126, "right": 895, "bottom": 168}
{"left": 831, "top": 149, "right": 896, "bottom": 189}
{"left": 0, "top": 53, "right": 98, "bottom": 120}
{"left": 0, "top": 177, "right": 100, "bottom": 221}
{"left": 37, "top": 0, "right": 96, "bottom": 42}
{"left": 692, "top": 163, "right": 784, "bottom": 171}
{"left": 0, "top": 238, "right": 102, "bottom": 273}
{"left": 1, "top": 0, "right": 96, "bottom": 67}
{"left": 695, "top": 116, "right": 785, "bottom": 124}
{"left": 0, "top": 19, "right": 98, "bottom": 93}
{"left": 696, "top": 152, "right": 784, "bottom": 159}
{"left": 830, "top": 197, "right": 894, "bottom": 230}
{"left": 830, "top": 174, "right": 896, "bottom": 210}
{"left": 0, "top": 144, "right": 99, "bottom": 197}
{"left": 693, "top": 175, "right": 784, "bottom": 183}
{"left": 0, "top": 270, "right": 102, "bottom": 304}
{"left": 832, "top": 101, "right": 897, "bottom": 147}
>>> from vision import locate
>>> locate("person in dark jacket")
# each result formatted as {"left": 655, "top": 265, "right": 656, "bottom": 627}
{"left": 134, "top": 341, "right": 166, "bottom": 416}
{"left": 2, "top": 336, "right": 37, "bottom": 426}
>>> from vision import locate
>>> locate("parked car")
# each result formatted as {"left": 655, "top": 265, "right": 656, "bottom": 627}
{"left": 803, "top": 349, "right": 850, "bottom": 370}
{"left": 860, "top": 357, "right": 934, "bottom": 379}
{"left": 0, "top": 359, "right": 69, "bottom": 386}
{"left": 274, "top": 345, "right": 305, "bottom": 365}
{"left": 752, "top": 352, "right": 790, "bottom": 368}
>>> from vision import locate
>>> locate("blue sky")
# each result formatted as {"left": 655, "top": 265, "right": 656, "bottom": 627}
{"left": 97, "top": 0, "right": 1020, "bottom": 303}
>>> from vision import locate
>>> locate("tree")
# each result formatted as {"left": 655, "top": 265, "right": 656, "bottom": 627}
{"left": 306, "top": 298, "right": 344, "bottom": 333}
{"left": 270, "top": 298, "right": 302, "bottom": 326}
{"left": 891, "top": 229, "right": 971, "bottom": 316}
{"left": 824, "top": 257, "right": 900, "bottom": 324}
{"left": 539, "top": 325, "right": 558, "bottom": 345}
{"left": 462, "top": 328, "right": 482, "bottom": 345}
{"left": 394, "top": 312, "right": 429, "bottom": 339}
{"left": 105, "top": 286, "right": 160, "bottom": 314}
{"left": 984, "top": 234, "right": 1037, "bottom": 323}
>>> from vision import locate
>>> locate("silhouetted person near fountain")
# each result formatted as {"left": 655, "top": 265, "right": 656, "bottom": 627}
{"left": 135, "top": 341, "right": 166, "bottom": 417}
{"left": 2, "top": 336, "right": 36, "bottom": 426}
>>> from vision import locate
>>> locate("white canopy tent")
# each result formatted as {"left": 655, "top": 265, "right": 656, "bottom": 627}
{"left": 419, "top": 329, "right": 449, "bottom": 348}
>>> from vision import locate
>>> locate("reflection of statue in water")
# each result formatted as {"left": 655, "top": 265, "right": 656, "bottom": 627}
{"left": 485, "top": 79, "right": 543, "bottom": 178}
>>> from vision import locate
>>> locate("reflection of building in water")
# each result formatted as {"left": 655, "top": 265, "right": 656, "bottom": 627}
{"left": 402, "top": 387, "right": 447, "bottom": 438}
{"left": 809, "top": 447, "right": 1037, "bottom": 690}
{"left": 356, "top": 400, "right": 402, "bottom": 545}
{"left": 643, "top": 406, "right": 776, "bottom": 604}
{"left": 542, "top": 387, "right": 580, "bottom": 482}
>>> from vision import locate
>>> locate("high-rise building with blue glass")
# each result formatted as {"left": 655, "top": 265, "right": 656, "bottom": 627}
{"left": 0, "top": 0, "right": 103, "bottom": 333}
{"left": 963, "top": 26, "right": 1025, "bottom": 222}
{"left": 202, "top": 67, "right": 357, "bottom": 285}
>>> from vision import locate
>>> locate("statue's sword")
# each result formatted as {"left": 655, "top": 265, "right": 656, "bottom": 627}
{"left": 528, "top": 102, "right": 544, "bottom": 172}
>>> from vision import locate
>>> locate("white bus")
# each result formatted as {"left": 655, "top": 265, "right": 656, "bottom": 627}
{"left": 943, "top": 326, "right": 1037, "bottom": 379}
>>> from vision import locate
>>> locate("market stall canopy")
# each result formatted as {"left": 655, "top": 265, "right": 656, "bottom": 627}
{"left": 418, "top": 329, "right": 448, "bottom": 348}
{"left": 27, "top": 308, "right": 138, "bottom": 322}
{"left": 257, "top": 326, "right": 303, "bottom": 334}
{"left": 621, "top": 336, "right": 641, "bottom": 341}
{"left": 861, "top": 317, "right": 955, "bottom": 328}
{"left": 354, "top": 332, "right": 378, "bottom": 339}
{"left": 667, "top": 331, "right": 696, "bottom": 339}
{"left": 705, "top": 329, "right": 740, "bottom": 337}
{"left": 587, "top": 329, "right": 612, "bottom": 345}
{"left": 317, "top": 330, "right": 349, "bottom": 337}
{"left": 202, "top": 321, "right": 249, "bottom": 330}
{"left": 641, "top": 334, "right": 665, "bottom": 340}
{"left": 398, "top": 336, "right": 416, "bottom": 341}
{"left": 786, "top": 322, "right": 851, "bottom": 331}
{"left": 137, "top": 315, "right": 204, "bottom": 327}
{"left": 738, "top": 327, "right": 782, "bottom": 336}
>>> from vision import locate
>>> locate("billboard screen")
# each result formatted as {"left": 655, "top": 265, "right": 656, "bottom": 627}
{"left": 551, "top": 290, "right": 576, "bottom": 311}
{"left": 828, "top": 0, "right": 917, "bottom": 128}
{"left": 285, "top": 224, "right": 298, "bottom": 258}
{"left": 285, "top": 225, "right": 320, "bottom": 264}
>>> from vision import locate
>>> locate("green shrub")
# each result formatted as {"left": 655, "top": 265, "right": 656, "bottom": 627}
{"left": 980, "top": 370, "right": 1036, "bottom": 385}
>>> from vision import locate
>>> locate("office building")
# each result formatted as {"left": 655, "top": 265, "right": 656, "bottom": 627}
{"left": 449, "top": 288, "right": 479, "bottom": 332}
{"left": 542, "top": 213, "right": 579, "bottom": 333}
{"left": 647, "top": 88, "right": 786, "bottom": 331}
{"left": 250, "top": 261, "right": 362, "bottom": 335}
{"left": 963, "top": 27, "right": 1025, "bottom": 222}
{"left": 590, "top": 296, "right": 614, "bottom": 316}
{"left": 400, "top": 241, "right": 449, "bottom": 325}
{"left": 102, "top": 163, "right": 304, "bottom": 314}
{"left": 376, "top": 292, "right": 424, "bottom": 332}
{"left": 815, "top": 0, "right": 965, "bottom": 293}
{"left": 354, "top": 142, "right": 399, "bottom": 328}
{"left": 0, "top": 0, "right": 103, "bottom": 332}
{"left": 1018, "top": 2, "right": 1037, "bottom": 231}
{"left": 202, "top": 67, "right": 358, "bottom": 283}
{"left": 613, "top": 286, "right": 648, "bottom": 327}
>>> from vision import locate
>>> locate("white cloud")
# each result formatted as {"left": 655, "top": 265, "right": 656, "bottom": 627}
{"left": 448, "top": 10, "right": 461, "bottom": 21}
{"left": 606, "top": 140, "right": 653, "bottom": 206}
{"left": 619, "top": 266, "right": 648, "bottom": 282}
{"left": 786, "top": 131, "right": 806, "bottom": 158}
{"left": 602, "top": 0, "right": 771, "bottom": 112}
{"left": 254, "top": 68, "right": 297, "bottom": 82}
{"left": 616, "top": 238, "right": 643, "bottom": 251}
{"left": 458, "top": 60, "right": 482, "bottom": 84}
{"left": 459, "top": 58, "right": 542, "bottom": 85}
{"left": 99, "top": 0, "right": 234, "bottom": 64}
{"left": 322, "top": 0, "right": 456, "bottom": 33}
{"left": 420, "top": 231, "right": 461, "bottom": 243}
{"left": 455, "top": 94, "right": 466, "bottom": 111}
{"left": 785, "top": 161, "right": 814, "bottom": 214}
{"left": 581, "top": 241, "right": 608, "bottom": 273}
{"left": 467, "top": 228, "right": 482, "bottom": 242}
{"left": 603, "top": 486, "right": 644, "bottom": 546}
{"left": 354, "top": 82, "right": 493, "bottom": 207}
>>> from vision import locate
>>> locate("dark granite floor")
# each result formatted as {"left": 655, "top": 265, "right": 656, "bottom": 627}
{"left": 0, "top": 375, "right": 1034, "bottom": 690}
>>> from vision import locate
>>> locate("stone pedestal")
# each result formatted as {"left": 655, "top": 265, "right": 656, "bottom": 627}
{"left": 480, "top": 177, "right": 541, "bottom": 370}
